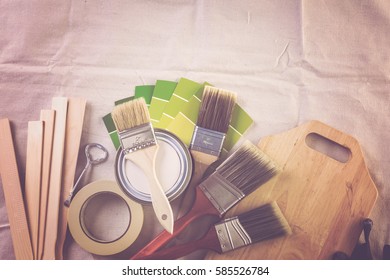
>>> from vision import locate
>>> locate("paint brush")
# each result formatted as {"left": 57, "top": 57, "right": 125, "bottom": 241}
{"left": 177, "top": 85, "right": 237, "bottom": 218}
{"left": 138, "top": 202, "right": 291, "bottom": 259}
{"left": 111, "top": 98, "right": 174, "bottom": 233}
{"left": 131, "top": 141, "right": 278, "bottom": 259}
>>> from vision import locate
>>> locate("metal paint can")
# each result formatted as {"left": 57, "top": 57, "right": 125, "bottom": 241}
{"left": 115, "top": 129, "right": 193, "bottom": 204}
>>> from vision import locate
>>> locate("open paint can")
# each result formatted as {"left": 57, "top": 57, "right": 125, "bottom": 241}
{"left": 115, "top": 129, "right": 193, "bottom": 204}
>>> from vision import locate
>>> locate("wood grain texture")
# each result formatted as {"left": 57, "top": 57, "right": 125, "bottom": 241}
{"left": 37, "top": 109, "right": 55, "bottom": 260}
{"left": 0, "top": 118, "right": 34, "bottom": 260}
{"left": 206, "top": 120, "right": 378, "bottom": 260}
{"left": 42, "top": 97, "right": 68, "bottom": 260}
{"left": 56, "top": 97, "right": 86, "bottom": 260}
{"left": 24, "top": 121, "right": 44, "bottom": 260}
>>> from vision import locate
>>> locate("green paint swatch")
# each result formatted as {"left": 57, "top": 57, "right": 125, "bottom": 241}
{"left": 103, "top": 80, "right": 254, "bottom": 157}
{"left": 223, "top": 104, "right": 254, "bottom": 151}
{"left": 102, "top": 113, "right": 121, "bottom": 149}
{"left": 114, "top": 96, "right": 133, "bottom": 106}
{"left": 158, "top": 78, "right": 203, "bottom": 129}
{"left": 167, "top": 113, "right": 196, "bottom": 146}
{"left": 113, "top": 85, "right": 154, "bottom": 107}
{"left": 149, "top": 80, "right": 178, "bottom": 128}
{"left": 135, "top": 85, "right": 154, "bottom": 106}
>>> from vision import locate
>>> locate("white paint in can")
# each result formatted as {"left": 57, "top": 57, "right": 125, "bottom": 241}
{"left": 115, "top": 129, "right": 192, "bottom": 203}
{"left": 124, "top": 139, "right": 181, "bottom": 194}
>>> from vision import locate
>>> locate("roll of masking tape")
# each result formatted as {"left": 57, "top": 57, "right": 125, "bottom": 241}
{"left": 68, "top": 180, "right": 143, "bottom": 256}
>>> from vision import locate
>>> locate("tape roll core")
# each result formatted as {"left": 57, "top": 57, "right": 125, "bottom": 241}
{"left": 80, "top": 191, "right": 131, "bottom": 243}
{"left": 68, "top": 180, "right": 143, "bottom": 256}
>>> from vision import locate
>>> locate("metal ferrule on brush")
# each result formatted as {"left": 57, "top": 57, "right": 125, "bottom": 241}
{"left": 190, "top": 126, "right": 226, "bottom": 156}
{"left": 118, "top": 123, "right": 156, "bottom": 153}
{"left": 199, "top": 171, "right": 245, "bottom": 215}
{"left": 214, "top": 217, "right": 252, "bottom": 253}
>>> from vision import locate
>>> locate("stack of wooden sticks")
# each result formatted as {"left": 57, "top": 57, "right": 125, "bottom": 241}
{"left": 0, "top": 97, "right": 86, "bottom": 260}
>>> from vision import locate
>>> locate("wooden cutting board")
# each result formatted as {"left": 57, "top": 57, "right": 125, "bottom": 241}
{"left": 206, "top": 120, "right": 378, "bottom": 259}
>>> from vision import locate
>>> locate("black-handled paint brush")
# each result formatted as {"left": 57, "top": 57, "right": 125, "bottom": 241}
{"left": 111, "top": 98, "right": 174, "bottom": 233}
{"left": 131, "top": 140, "right": 279, "bottom": 259}
{"left": 138, "top": 202, "right": 291, "bottom": 259}
{"left": 177, "top": 86, "right": 237, "bottom": 218}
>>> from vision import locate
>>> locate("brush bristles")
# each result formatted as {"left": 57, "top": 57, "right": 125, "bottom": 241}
{"left": 196, "top": 86, "right": 237, "bottom": 133}
{"left": 111, "top": 98, "right": 150, "bottom": 132}
{"left": 239, "top": 202, "right": 291, "bottom": 243}
{"left": 216, "top": 141, "right": 278, "bottom": 195}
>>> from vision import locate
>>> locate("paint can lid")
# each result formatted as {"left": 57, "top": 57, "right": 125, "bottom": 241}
{"left": 115, "top": 129, "right": 193, "bottom": 204}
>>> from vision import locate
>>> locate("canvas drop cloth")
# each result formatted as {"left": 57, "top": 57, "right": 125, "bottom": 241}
{"left": 1, "top": 0, "right": 389, "bottom": 260}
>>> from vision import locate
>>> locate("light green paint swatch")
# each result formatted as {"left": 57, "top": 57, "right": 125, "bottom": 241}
{"left": 158, "top": 78, "right": 203, "bottom": 129}
{"left": 149, "top": 80, "right": 178, "bottom": 128}
{"left": 103, "top": 79, "right": 254, "bottom": 157}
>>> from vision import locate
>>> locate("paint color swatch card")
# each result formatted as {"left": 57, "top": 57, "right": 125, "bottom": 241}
{"left": 165, "top": 86, "right": 204, "bottom": 145}
{"left": 157, "top": 78, "right": 203, "bottom": 129}
{"left": 103, "top": 112, "right": 121, "bottom": 150}
{"left": 148, "top": 80, "right": 177, "bottom": 128}
{"left": 223, "top": 104, "right": 254, "bottom": 152}
{"left": 103, "top": 79, "right": 254, "bottom": 156}
{"left": 134, "top": 85, "right": 154, "bottom": 107}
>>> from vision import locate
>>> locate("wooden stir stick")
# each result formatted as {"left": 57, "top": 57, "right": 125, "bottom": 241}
{"left": 42, "top": 97, "right": 68, "bottom": 260}
{"left": 37, "top": 109, "right": 55, "bottom": 260}
{"left": 56, "top": 97, "right": 86, "bottom": 260}
{"left": 24, "top": 121, "right": 44, "bottom": 259}
{"left": 0, "top": 118, "right": 33, "bottom": 260}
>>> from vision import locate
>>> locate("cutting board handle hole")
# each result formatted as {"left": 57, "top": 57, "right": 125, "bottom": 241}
{"left": 305, "top": 133, "right": 351, "bottom": 163}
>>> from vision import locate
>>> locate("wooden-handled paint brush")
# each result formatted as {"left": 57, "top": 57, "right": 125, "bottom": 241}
{"left": 131, "top": 141, "right": 278, "bottom": 259}
{"left": 111, "top": 98, "right": 174, "bottom": 233}
{"left": 138, "top": 202, "right": 291, "bottom": 259}
{"left": 177, "top": 85, "right": 237, "bottom": 218}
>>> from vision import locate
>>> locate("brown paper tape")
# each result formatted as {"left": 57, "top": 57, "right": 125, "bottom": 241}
{"left": 68, "top": 180, "right": 143, "bottom": 256}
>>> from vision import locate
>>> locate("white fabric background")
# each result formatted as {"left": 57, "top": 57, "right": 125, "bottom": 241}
{"left": 1, "top": 0, "right": 389, "bottom": 259}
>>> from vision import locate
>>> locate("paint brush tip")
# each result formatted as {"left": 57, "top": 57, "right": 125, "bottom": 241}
{"left": 111, "top": 98, "right": 150, "bottom": 132}
{"left": 216, "top": 141, "right": 279, "bottom": 195}
{"left": 238, "top": 201, "right": 292, "bottom": 243}
{"left": 197, "top": 86, "right": 237, "bottom": 133}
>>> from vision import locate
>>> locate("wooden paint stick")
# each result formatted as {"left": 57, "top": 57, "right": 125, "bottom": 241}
{"left": 37, "top": 110, "right": 56, "bottom": 260}
{"left": 0, "top": 118, "right": 34, "bottom": 260}
{"left": 42, "top": 97, "right": 68, "bottom": 260}
{"left": 24, "top": 121, "right": 44, "bottom": 259}
{"left": 56, "top": 97, "right": 86, "bottom": 260}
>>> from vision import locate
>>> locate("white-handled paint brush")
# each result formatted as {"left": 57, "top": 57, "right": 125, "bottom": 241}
{"left": 137, "top": 201, "right": 291, "bottom": 259}
{"left": 111, "top": 98, "right": 174, "bottom": 233}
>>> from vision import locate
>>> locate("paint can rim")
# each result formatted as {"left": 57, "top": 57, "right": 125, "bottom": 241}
{"left": 115, "top": 129, "right": 193, "bottom": 204}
